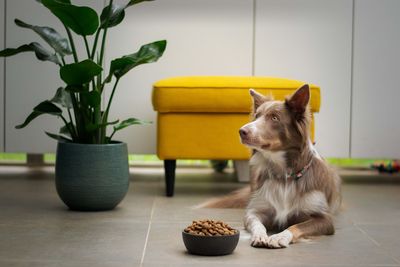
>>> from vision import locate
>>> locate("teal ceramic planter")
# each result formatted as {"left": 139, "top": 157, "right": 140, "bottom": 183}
{"left": 55, "top": 141, "right": 130, "bottom": 211}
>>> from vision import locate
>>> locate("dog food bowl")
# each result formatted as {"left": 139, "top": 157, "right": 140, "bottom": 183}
{"left": 182, "top": 230, "right": 240, "bottom": 256}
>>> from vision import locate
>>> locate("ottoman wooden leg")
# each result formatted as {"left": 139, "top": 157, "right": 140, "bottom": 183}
{"left": 164, "top": 160, "right": 176, "bottom": 197}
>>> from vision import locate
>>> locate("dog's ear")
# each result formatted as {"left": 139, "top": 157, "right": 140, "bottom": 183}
{"left": 285, "top": 84, "right": 310, "bottom": 115}
{"left": 249, "top": 89, "right": 271, "bottom": 110}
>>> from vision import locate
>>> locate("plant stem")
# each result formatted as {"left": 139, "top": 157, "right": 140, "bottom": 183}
{"left": 83, "top": 36, "right": 91, "bottom": 59}
{"left": 62, "top": 25, "right": 83, "bottom": 141}
{"left": 96, "top": 0, "right": 114, "bottom": 143}
{"left": 70, "top": 92, "right": 82, "bottom": 142}
{"left": 60, "top": 114, "right": 76, "bottom": 141}
{"left": 108, "top": 129, "right": 116, "bottom": 142}
{"left": 98, "top": 0, "right": 114, "bottom": 67}
{"left": 93, "top": 79, "right": 101, "bottom": 143}
{"left": 61, "top": 56, "right": 66, "bottom": 65}
{"left": 94, "top": 106, "right": 101, "bottom": 143}
{"left": 101, "top": 78, "right": 120, "bottom": 142}
{"left": 64, "top": 25, "right": 78, "bottom": 63}
{"left": 91, "top": 30, "right": 101, "bottom": 60}
{"left": 66, "top": 108, "right": 77, "bottom": 139}
{"left": 103, "top": 78, "right": 119, "bottom": 122}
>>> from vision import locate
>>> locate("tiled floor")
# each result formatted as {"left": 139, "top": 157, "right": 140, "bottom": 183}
{"left": 0, "top": 165, "right": 400, "bottom": 267}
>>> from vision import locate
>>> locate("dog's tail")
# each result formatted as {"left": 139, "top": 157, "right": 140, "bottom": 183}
{"left": 196, "top": 186, "right": 251, "bottom": 209}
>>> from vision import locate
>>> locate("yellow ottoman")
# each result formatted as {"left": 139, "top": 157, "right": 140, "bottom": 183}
{"left": 152, "top": 76, "right": 321, "bottom": 196}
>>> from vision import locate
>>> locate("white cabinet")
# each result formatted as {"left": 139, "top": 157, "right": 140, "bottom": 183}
{"left": 351, "top": 0, "right": 400, "bottom": 158}
{"left": 0, "top": 0, "right": 4, "bottom": 152}
{"left": 5, "top": 0, "right": 253, "bottom": 154}
{"left": 106, "top": 0, "right": 253, "bottom": 154}
{"left": 254, "top": 0, "right": 353, "bottom": 157}
{"left": 3, "top": 0, "right": 399, "bottom": 157}
{"left": 5, "top": 0, "right": 104, "bottom": 153}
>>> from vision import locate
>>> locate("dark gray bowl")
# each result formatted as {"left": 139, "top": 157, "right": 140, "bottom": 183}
{"left": 182, "top": 231, "right": 240, "bottom": 256}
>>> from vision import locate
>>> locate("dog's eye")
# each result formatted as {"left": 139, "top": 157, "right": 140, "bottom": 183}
{"left": 271, "top": 116, "right": 279, "bottom": 122}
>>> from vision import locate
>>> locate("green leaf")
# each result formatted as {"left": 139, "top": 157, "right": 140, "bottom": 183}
{"left": 81, "top": 91, "right": 101, "bottom": 108}
{"left": 0, "top": 44, "right": 31, "bottom": 57}
{"left": 0, "top": 42, "right": 60, "bottom": 65}
{"left": 41, "top": 0, "right": 99, "bottom": 36}
{"left": 60, "top": 123, "right": 73, "bottom": 137}
{"left": 14, "top": 19, "right": 72, "bottom": 56}
{"left": 36, "top": 0, "right": 71, "bottom": 4}
{"left": 113, "top": 117, "right": 151, "bottom": 132}
{"left": 15, "top": 100, "right": 62, "bottom": 129}
{"left": 51, "top": 87, "right": 72, "bottom": 108}
{"left": 127, "top": 0, "right": 155, "bottom": 7}
{"left": 100, "top": 3, "right": 125, "bottom": 29}
{"left": 100, "top": 0, "right": 155, "bottom": 29}
{"left": 15, "top": 112, "right": 41, "bottom": 129}
{"left": 60, "top": 59, "right": 102, "bottom": 85}
{"left": 108, "top": 40, "right": 166, "bottom": 80}
{"left": 45, "top": 131, "right": 72, "bottom": 142}
{"left": 33, "top": 100, "right": 63, "bottom": 114}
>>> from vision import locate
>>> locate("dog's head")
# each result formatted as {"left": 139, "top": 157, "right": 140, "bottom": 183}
{"left": 239, "top": 84, "right": 311, "bottom": 152}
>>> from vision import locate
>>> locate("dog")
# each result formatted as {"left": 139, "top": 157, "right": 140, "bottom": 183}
{"left": 201, "top": 84, "right": 341, "bottom": 249}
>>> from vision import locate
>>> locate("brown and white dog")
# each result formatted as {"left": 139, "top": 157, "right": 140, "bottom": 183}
{"left": 202, "top": 84, "right": 341, "bottom": 249}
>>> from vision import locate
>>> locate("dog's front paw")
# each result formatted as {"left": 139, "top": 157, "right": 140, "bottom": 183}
{"left": 267, "top": 230, "right": 293, "bottom": 249}
{"left": 251, "top": 232, "right": 269, "bottom": 247}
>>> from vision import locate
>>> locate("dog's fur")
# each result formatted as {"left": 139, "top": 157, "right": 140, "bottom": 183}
{"left": 201, "top": 85, "right": 341, "bottom": 249}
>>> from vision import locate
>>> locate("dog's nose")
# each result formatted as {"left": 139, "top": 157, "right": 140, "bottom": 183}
{"left": 239, "top": 128, "right": 248, "bottom": 138}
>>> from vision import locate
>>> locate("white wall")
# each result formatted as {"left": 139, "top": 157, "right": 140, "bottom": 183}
{"left": 0, "top": 0, "right": 4, "bottom": 152}
{"left": 351, "top": 0, "right": 400, "bottom": 158}
{"left": 107, "top": 0, "right": 253, "bottom": 153}
{"left": 254, "top": 0, "right": 353, "bottom": 157}
{"left": 2, "top": 0, "right": 400, "bottom": 158}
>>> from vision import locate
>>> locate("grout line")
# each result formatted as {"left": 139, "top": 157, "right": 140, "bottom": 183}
{"left": 139, "top": 198, "right": 156, "bottom": 267}
{"left": 355, "top": 224, "right": 400, "bottom": 265}
{"left": 251, "top": 0, "right": 256, "bottom": 76}
{"left": 354, "top": 224, "right": 381, "bottom": 247}
{"left": 348, "top": 0, "right": 355, "bottom": 158}
{"left": 3, "top": 0, "right": 7, "bottom": 152}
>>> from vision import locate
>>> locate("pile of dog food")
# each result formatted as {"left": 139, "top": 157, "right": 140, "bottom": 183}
{"left": 184, "top": 219, "right": 237, "bottom": 236}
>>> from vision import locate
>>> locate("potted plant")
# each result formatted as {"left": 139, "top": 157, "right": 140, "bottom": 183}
{"left": 0, "top": 0, "right": 167, "bottom": 211}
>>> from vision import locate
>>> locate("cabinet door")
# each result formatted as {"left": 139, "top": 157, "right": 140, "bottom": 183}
{"left": 0, "top": 0, "right": 4, "bottom": 152}
{"left": 5, "top": 1, "right": 104, "bottom": 153}
{"left": 254, "top": 0, "right": 353, "bottom": 157}
{"left": 351, "top": 0, "right": 400, "bottom": 158}
{"left": 106, "top": 0, "right": 253, "bottom": 154}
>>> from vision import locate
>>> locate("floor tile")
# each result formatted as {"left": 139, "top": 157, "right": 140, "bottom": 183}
{"left": 151, "top": 196, "right": 244, "bottom": 223}
{"left": 0, "top": 260, "right": 140, "bottom": 267}
{"left": 0, "top": 179, "right": 155, "bottom": 224}
{"left": 143, "top": 264, "right": 400, "bottom": 267}
{"left": 143, "top": 222, "right": 397, "bottom": 266}
{"left": 1, "top": 166, "right": 400, "bottom": 267}
{"left": 357, "top": 224, "right": 400, "bottom": 263}
{"left": 0, "top": 220, "right": 148, "bottom": 264}
{"left": 342, "top": 184, "right": 400, "bottom": 224}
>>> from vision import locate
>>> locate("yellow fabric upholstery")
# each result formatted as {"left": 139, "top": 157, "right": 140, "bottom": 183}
{"left": 153, "top": 76, "right": 320, "bottom": 113}
{"left": 152, "top": 76, "right": 321, "bottom": 160}
{"left": 158, "top": 113, "right": 252, "bottom": 160}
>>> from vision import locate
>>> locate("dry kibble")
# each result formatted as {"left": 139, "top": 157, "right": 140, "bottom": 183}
{"left": 184, "top": 219, "right": 237, "bottom": 236}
